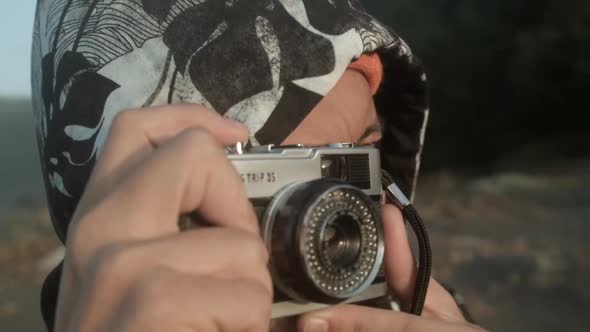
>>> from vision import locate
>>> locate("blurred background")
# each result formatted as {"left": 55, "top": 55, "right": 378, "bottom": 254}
{"left": 0, "top": 1, "right": 588, "bottom": 331}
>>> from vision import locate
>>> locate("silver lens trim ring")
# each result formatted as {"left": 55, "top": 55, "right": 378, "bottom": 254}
{"left": 299, "top": 185, "right": 384, "bottom": 299}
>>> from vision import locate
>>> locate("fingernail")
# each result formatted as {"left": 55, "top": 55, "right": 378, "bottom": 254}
{"left": 303, "top": 318, "right": 329, "bottom": 332}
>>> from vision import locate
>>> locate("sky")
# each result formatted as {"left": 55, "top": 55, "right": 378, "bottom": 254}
{"left": 0, "top": 2, "right": 37, "bottom": 97}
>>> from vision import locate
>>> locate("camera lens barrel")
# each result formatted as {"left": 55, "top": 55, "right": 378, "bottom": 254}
{"left": 262, "top": 179, "right": 384, "bottom": 304}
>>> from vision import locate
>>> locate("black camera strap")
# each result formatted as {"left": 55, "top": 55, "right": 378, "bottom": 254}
{"left": 381, "top": 170, "right": 432, "bottom": 316}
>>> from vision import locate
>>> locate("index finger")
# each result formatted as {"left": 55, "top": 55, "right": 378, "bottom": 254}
{"left": 70, "top": 127, "right": 258, "bottom": 260}
{"left": 298, "top": 305, "right": 484, "bottom": 332}
{"left": 78, "top": 104, "right": 248, "bottom": 214}
{"left": 90, "top": 104, "right": 248, "bottom": 189}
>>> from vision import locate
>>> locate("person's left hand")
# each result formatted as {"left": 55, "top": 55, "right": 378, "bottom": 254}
{"left": 288, "top": 204, "right": 487, "bottom": 332}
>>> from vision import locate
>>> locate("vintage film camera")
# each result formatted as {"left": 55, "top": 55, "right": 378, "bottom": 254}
{"left": 227, "top": 143, "right": 389, "bottom": 318}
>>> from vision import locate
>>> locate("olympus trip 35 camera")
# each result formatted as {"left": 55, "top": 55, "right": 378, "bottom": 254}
{"left": 226, "top": 143, "right": 388, "bottom": 318}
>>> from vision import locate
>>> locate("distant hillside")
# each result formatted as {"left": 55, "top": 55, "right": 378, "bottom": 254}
{"left": 0, "top": 97, "right": 33, "bottom": 113}
{"left": 0, "top": 97, "right": 45, "bottom": 215}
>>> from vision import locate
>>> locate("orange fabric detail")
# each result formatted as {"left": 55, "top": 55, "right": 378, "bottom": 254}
{"left": 347, "top": 53, "right": 384, "bottom": 95}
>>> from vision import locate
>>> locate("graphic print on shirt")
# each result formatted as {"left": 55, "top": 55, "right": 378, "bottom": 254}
{"left": 31, "top": 0, "right": 413, "bottom": 240}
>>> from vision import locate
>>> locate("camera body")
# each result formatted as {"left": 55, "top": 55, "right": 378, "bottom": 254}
{"left": 228, "top": 143, "right": 388, "bottom": 318}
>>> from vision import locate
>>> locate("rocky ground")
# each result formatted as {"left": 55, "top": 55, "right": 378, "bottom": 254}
{"left": 0, "top": 200, "right": 60, "bottom": 331}
{"left": 416, "top": 159, "right": 590, "bottom": 331}
{"left": 1, "top": 159, "right": 589, "bottom": 331}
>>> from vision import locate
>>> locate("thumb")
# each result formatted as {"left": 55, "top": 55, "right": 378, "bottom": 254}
{"left": 381, "top": 204, "right": 418, "bottom": 309}
{"left": 297, "top": 304, "right": 475, "bottom": 332}
{"left": 382, "top": 204, "right": 466, "bottom": 321}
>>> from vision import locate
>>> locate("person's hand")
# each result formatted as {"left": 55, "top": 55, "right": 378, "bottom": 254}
{"left": 297, "top": 205, "right": 487, "bottom": 332}
{"left": 53, "top": 105, "right": 273, "bottom": 332}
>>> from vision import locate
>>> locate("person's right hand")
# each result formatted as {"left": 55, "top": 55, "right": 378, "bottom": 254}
{"left": 53, "top": 105, "right": 273, "bottom": 332}
{"left": 296, "top": 205, "right": 486, "bottom": 332}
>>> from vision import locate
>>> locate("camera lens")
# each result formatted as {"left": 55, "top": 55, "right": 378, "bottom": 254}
{"left": 302, "top": 187, "right": 382, "bottom": 300}
{"left": 321, "top": 215, "right": 362, "bottom": 269}
{"left": 261, "top": 179, "right": 384, "bottom": 303}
